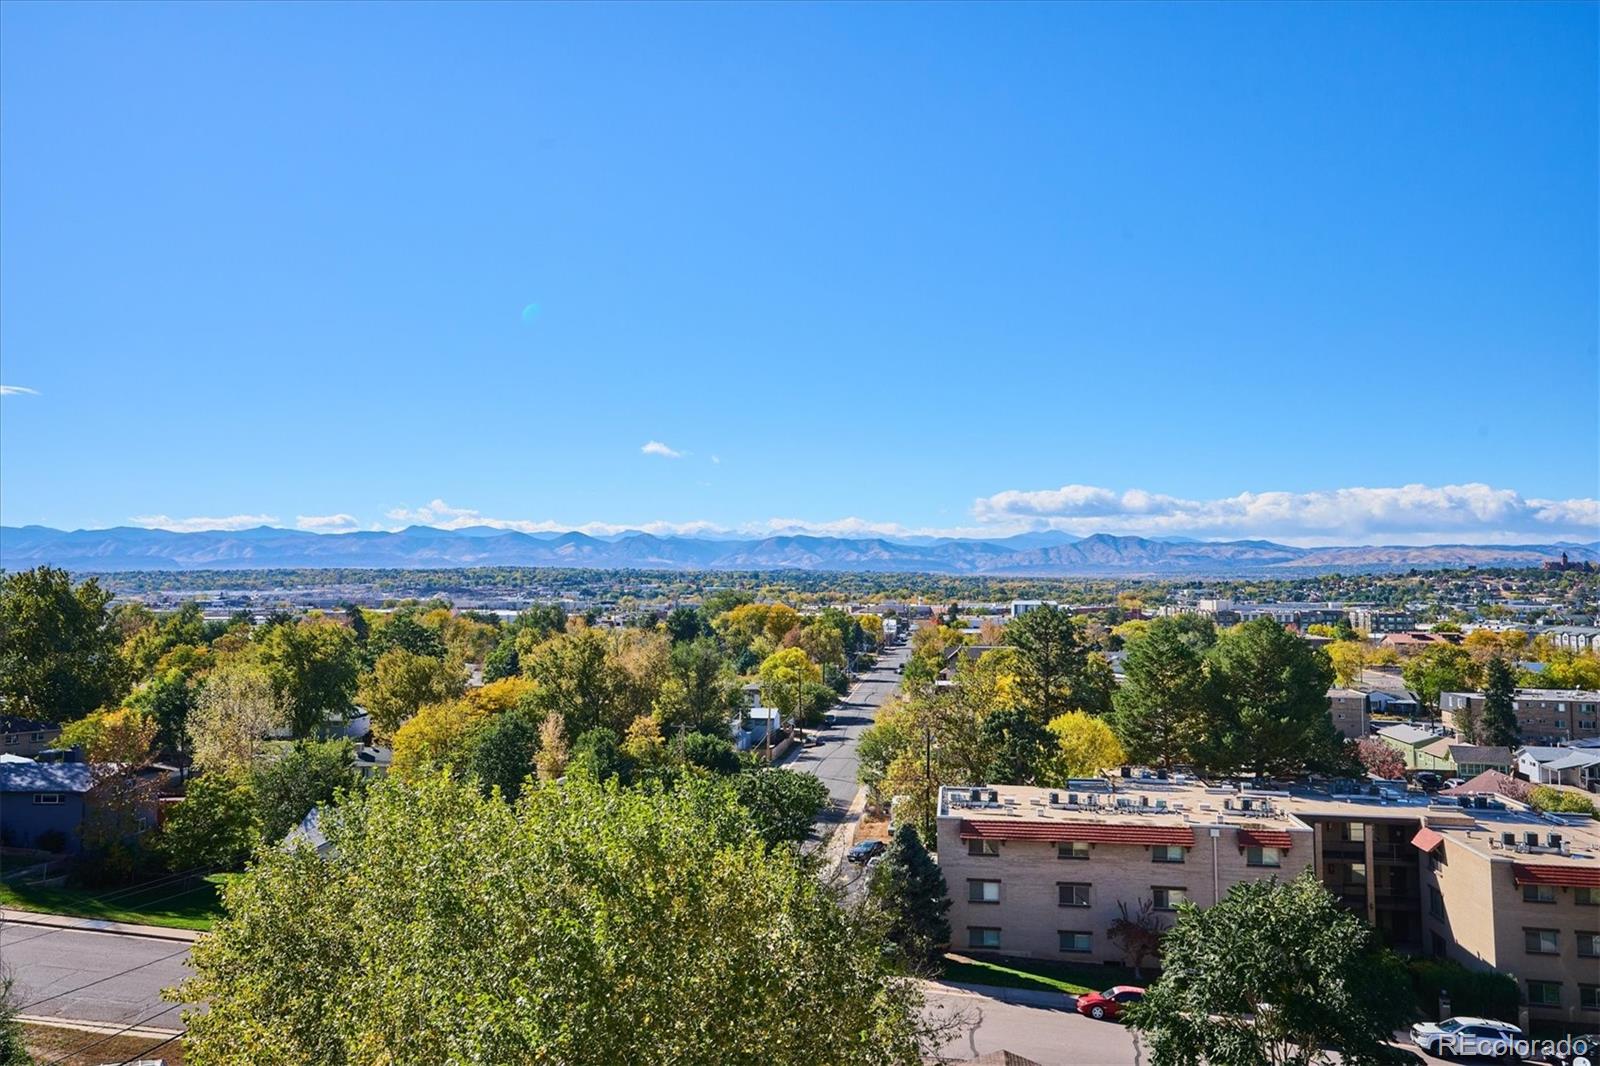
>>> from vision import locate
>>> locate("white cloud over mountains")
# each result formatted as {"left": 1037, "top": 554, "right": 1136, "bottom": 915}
{"left": 125, "top": 483, "right": 1599, "bottom": 545}
{"left": 971, "top": 482, "right": 1600, "bottom": 544}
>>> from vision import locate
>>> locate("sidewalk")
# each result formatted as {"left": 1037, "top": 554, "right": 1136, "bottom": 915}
{"left": 16, "top": 1013, "right": 184, "bottom": 1039}
{"left": 0, "top": 907, "right": 202, "bottom": 942}
{"left": 922, "top": 978, "right": 1075, "bottom": 1011}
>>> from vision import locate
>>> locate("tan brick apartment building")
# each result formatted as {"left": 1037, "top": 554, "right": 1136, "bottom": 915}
{"left": 1326, "top": 688, "right": 1370, "bottom": 740}
{"left": 936, "top": 777, "right": 1600, "bottom": 1026}
{"left": 1441, "top": 689, "right": 1600, "bottom": 744}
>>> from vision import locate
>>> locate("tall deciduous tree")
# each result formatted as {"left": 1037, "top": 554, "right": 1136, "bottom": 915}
{"left": 252, "top": 738, "right": 360, "bottom": 842}
{"left": 1480, "top": 656, "right": 1520, "bottom": 749}
{"left": 732, "top": 766, "right": 830, "bottom": 847}
{"left": 1129, "top": 874, "right": 1412, "bottom": 1066}
{"left": 1402, "top": 644, "right": 1479, "bottom": 721}
{"left": 259, "top": 621, "right": 360, "bottom": 738}
{"left": 159, "top": 770, "right": 261, "bottom": 872}
{"left": 174, "top": 774, "right": 934, "bottom": 1065}
{"left": 524, "top": 628, "right": 615, "bottom": 739}
{"left": 979, "top": 706, "right": 1055, "bottom": 785}
{"left": 0, "top": 565, "right": 126, "bottom": 722}
{"left": 358, "top": 649, "right": 464, "bottom": 739}
{"left": 870, "top": 822, "right": 950, "bottom": 971}
{"left": 1003, "top": 605, "right": 1087, "bottom": 719}
{"left": 1112, "top": 618, "right": 1210, "bottom": 769}
{"left": 191, "top": 662, "right": 286, "bottom": 774}
{"left": 1047, "top": 711, "right": 1126, "bottom": 779}
{"left": 1202, "top": 619, "right": 1342, "bottom": 779}
{"left": 759, "top": 647, "right": 823, "bottom": 727}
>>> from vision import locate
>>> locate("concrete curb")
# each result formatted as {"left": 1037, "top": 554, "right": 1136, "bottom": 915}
{"left": 17, "top": 1013, "right": 184, "bottom": 1039}
{"left": 1, "top": 908, "right": 202, "bottom": 943}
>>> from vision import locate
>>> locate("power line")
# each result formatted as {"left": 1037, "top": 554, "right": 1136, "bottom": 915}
{"left": 38, "top": 1002, "right": 185, "bottom": 1066}
{"left": 2, "top": 867, "right": 219, "bottom": 947}
{"left": 111, "top": 1029, "right": 184, "bottom": 1066}
{"left": 15, "top": 943, "right": 191, "bottom": 1012}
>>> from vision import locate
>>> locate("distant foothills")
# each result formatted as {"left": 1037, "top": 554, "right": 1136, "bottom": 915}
{"left": 2, "top": 524, "right": 1597, "bottom": 577}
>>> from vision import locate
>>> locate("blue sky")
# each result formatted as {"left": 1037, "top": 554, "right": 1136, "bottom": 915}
{"left": 2, "top": 2, "right": 1595, "bottom": 546}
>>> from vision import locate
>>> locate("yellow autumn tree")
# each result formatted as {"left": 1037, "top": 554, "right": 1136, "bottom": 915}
{"left": 390, "top": 700, "right": 487, "bottom": 782}
{"left": 1047, "top": 711, "right": 1126, "bottom": 780}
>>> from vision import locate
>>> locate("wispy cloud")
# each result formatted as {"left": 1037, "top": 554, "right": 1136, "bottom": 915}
{"left": 641, "top": 440, "right": 683, "bottom": 459}
{"left": 0, "top": 385, "right": 39, "bottom": 396}
{"left": 129, "top": 513, "right": 279, "bottom": 533}
{"left": 970, "top": 482, "right": 1600, "bottom": 546}
{"left": 296, "top": 513, "right": 360, "bottom": 532}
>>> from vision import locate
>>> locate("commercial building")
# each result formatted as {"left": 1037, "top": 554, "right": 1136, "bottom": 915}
{"left": 1347, "top": 608, "right": 1416, "bottom": 634}
{"left": 1440, "top": 689, "right": 1600, "bottom": 744}
{"left": 935, "top": 776, "right": 1600, "bottom": 1026}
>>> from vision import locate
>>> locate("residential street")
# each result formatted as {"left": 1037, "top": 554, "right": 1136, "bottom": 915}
{"left": 0, "top": 923, "right": 191, "bottom": 1029}
{"left": 783, "top": 642, "right": 908, "bottom": 818}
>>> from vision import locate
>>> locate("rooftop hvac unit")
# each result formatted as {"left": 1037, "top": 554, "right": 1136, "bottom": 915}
{"left": 1524, "top": 832, "right": 1539, "bottom": 847}
{"left": 1241, "top": 799, "right": 1254, "bottom": 811}
{"left": 1068, "top": 793, "right": 1078, "bottom": 806}
{"left": 1473, "top": 796, "right": 1488, "bottom": 809}
{"left": 987, "top": 790, "right": 999, "bottom": 804}
{"left": 969, "top": 788, "right": 982, "bottom": 803}
{"left": 1502, "top": 832, "right": 1516, "bottom": 846}
{"left": 1156, "top": 799, "right": 1168, "bottom": 810}
{"left": 1140, "top": 796, "right": 1149, "bottom": 807}
{"left": 1549, "top": 833, "right": 1563, "bottom": 850}
{"left": 1049, "top": 792, "right": 1059, "bottom": 805}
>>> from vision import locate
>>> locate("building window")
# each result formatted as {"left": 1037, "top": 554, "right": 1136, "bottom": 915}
{"left": 1527, "top": 980, "right": 1562, "bottom": 1007}
{"left": 1428, "top": 886, "right": 1445, "bottom": 921}
{"left": 968, "top": 927, "right": 1001, "bottom": 950}
{"left": 968, "top": 879, "right": 1001, "bottom": 905}
{"left": 1152, "top": 886, "right": 1187, "bottom": 911}
{"left": 1524, "top": 928, "right": 1559, "bottom": 955}
{"left": 1580, "top": 984, "right": 1600, "bottom": 1011}
{"left": 1577, "top": 887, "right": 1600, "bottom": 907}
{"left": 1058, "top": 930, "right": 1092, "bottom": 954}
{"left": 1058, "top": 882, "right": 1091, "bottom": 908}
{"left": 1524, "top": 884, "right": 1557, "bottom": 904}
{"left": 1577, "top": 931, "right": 1599, "bottom": 958}
{"left": 1345, "top": 822, "right": 1366, "bottom": 843}
{"left": 968, "top": 839, "right": 999, "bottom": 858}
{"left": 1151, "top": 845, "right": 1185, "bottom": 864}
{"left": 1057, "top": 841, "right": 1089, "bottom": 861}
{"left": 1349, "top": 862, "right": 1367, "bottom": 887}
{"left": 1246, "top": 846, "right": 1282, "bottom": 868}
{"left": 31, "top": 793, "right": 62, "bottom": 806}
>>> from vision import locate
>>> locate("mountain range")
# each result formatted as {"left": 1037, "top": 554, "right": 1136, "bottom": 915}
{"left": 3, "top": 525, "right": 1596, "bottom": 576}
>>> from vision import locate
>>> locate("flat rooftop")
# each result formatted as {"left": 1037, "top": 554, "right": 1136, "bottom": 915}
{"left": 938, "top": 779, "right": 1309, "bottom": 835}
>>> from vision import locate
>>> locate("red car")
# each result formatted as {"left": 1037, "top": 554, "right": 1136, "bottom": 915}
{"left": 1075, "top": 985, "right": 1145, "bottom": 1021}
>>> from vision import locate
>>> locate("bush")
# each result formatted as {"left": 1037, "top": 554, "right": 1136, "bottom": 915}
{"left": 1529, "top": 786, "right": 1597, "bottom": 816}
{"left": 1408, "top": 959, "right": 1519, "bottom": 1022}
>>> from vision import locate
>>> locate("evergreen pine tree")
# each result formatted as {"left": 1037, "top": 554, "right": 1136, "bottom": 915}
{"left": 1480, "top": 656, "right": 1520, "bottom": 749}
{"left": 871, "top": 822, "right": 951, "bottom": 971}
{"left": 1112, "top": 618, "right": 1211, "bottom": 769}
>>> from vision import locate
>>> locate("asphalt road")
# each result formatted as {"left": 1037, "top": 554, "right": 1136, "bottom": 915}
{"left": 782, "top": 642, "right": 908, "bottom": 818}
{"left": 1, "top": 923, "right": 191, "bottom": 1029}
{"left": 925, "top": 987, "right": 1146, "bottom": 1065}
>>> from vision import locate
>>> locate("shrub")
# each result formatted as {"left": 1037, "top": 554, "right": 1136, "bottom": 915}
{"left": 1407, "top": 959, "right": 1519, "bottom": 1022}
{"left": 1529, "top": 786, "right": 1597, "bottom": 816}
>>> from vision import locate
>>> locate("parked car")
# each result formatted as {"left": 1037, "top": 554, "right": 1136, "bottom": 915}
{"left": 847, "top": 840, "right": 887, "bottom": 864}
{"left": 1075, "top": 986, "right": 1145, "bottom": 1022}
{"left": 1410, "top": 1017, "right": 1522, "bottom": 1059}
{"left": 1442, "top": 777, "right": 1465, "bottom": 789}
{"left": 1549, "top": 1034, "right": 1598, "bottom": 1066}
{"left": 1414, "top": 771, "right": 1444, "bottom": 792}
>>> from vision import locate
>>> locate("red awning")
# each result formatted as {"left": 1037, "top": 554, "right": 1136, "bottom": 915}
{"left": 1236, "top": 828, "right": 1294, "bottom": 850}
{"left": 1410, "top": 827, "right": 1445, "bottom": 853}
{"left": 1511, "top": 863, "right": 1600, "bottom": 889}
{"left": 959, "top": 818, "right": 1196, "bottom": 848}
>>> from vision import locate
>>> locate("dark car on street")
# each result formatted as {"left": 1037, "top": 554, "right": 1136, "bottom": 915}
{"left": 1075, "top": 986, "right": 1145, "bottom": 1022}
{"left": 847, "top": 840, "right": 887, "bottom": 864}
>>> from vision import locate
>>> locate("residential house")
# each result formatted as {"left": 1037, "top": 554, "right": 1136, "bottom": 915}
{"left": 1377, "top": 724, "right": 1442, "bottom": 770}
{"left": 1516, "top": 746, "right": 1600, "bottom": 792}
{"left": 0, "top": 760, "right": 92, "bottom": 851}
{"left": 0, "top": 716, "right": 62, "bottom": 757}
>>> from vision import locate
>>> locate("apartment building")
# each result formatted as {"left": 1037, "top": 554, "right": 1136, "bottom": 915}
{"left": 937, "top": 776, "right": 1600, "bottom": 1025}
{"left": 1326, "top": 689, "right": 1370, "bottom": 740}
{"left": 1539, "top": 626, "right": 1600, "bottom": 654}
{"left": 1347, "top": 608, "right": 1416, "bottom": 634}
{"left": 936, "top": 779, "right": 1315, "bottom": 965}
{"left": 1415, "top": 800, "right": 1600, "bottom": 1025}
{"left": 1441, "top": 689, "right": 1600, "bottom": 744}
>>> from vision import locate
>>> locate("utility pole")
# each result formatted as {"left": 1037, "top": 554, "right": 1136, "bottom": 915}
{"left": 923, "top": 719, "right": 933, "bottom": 846}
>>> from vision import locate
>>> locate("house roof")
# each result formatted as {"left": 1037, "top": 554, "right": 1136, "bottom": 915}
{"left": 0, "top": 762, "right": 93, "bottom": 793}
{"left": 1511, "top": 862, "right": 1600, "bottom": 889}
{"left": 1447, "top": 745, "right": 1511, "bottom": 764}
{"left": 1419, "top": 739, "right": 1455, "bottom": 759}
{"left": 1377, "top": 724, "right": 1436, "bottom": 746}
{"left": 1520, "top": 746, "right": 1579, "bottom": 763}
{"left": 1541, "top": 750, "right": 1600, "bottom": 772}
{"left": 1440, "top": 770, "right": 1525, "bottom": 798}
{"left": 959, "top": 818, "right": 1196, "bottom": 848}
{"left": 0, "top": 716, "right": 57, "bottom": 734}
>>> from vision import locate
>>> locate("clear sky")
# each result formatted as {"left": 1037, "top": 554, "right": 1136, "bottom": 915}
{"left": 2, "top": 2, "right": 1596, "bottom": 546}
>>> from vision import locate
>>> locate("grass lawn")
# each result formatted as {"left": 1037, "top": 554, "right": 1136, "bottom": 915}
{"left": 23, "top": 1023, "right": 187, "bottom": 1066}
{"left": 938, "top": 952, "right": 1141, "bottom": 997}
{"left": 0, "top": 872, "right": 232, "bottom": 931}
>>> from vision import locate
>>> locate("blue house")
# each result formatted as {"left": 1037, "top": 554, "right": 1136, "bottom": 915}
{"left": 0, "top": 761, "right": 93, "bottom": 851}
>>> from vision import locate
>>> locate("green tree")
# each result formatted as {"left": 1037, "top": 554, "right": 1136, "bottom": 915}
{"left": 979, "top": 706, "right": 1055, "bottom": 785}
{"left": 654, "top": 637, "right": 736, "bottom": 737}
{"left": 173, "top": 774, "right": 932, "bottom": 1065}
{"left": 1112, "top": 618, "right": 1210, "bottom": 769}
{"left": 368, "top": 608, "right": 447, "bottom": 660}
{"left": 0, "top": 974, "right": 30, "bottom": 1066}
{"left": 670, "top": 730, "right": 740, "bottom": 775}
{"left": 568, "top": 726, "right": 633, "bottom": 785}
{"left": 357, "top": 649, "right": 464, "bottom": 739}
{"left": 259, "top": 621, "right": 360, "bottom": 738}
{"left": 159, "top": 771, "right": 261, "bottom": 872}
{"left": 1480, "top": 656, "right": 1520, "bottom": 749}
{"left": 1129, "top": 873, "right": 1413, "bottom": 1066}
{"left": 1203, "top": 619, "right": 1342, "bottom": 778}
{"left": 524, "top": 628, "right": 616, "bottom": 738}
{"left": 758, "top": 647, "right": 823, "bottom": 728}
{"left": 733, "top": 766, "right": 830, "bottom": 847}
{"left": 190, "top": 662, "right": 286, "bottom": 774}
{"left": 870, "top": 822, "right": 950, "bottom": 971}
{"left": 251, "top": 738, "right": 360, "bottom": 843}
{"left": 1402, "top": 644, "right": 1479, "bottom": 720}
{"left": 0, "top": 565, "right": 125, "bottom": 722}
{"left": 1529, "top": 785, "right": 1597, "bottom": 815}
{"left": 1002, "top": 605, "right": 1087, "bottom": 718}
{"left": 663, "top": 606, "right": 708, "bottom": 644}
{"left": 470, "top": 708, "right": 541, "bottom": 803}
